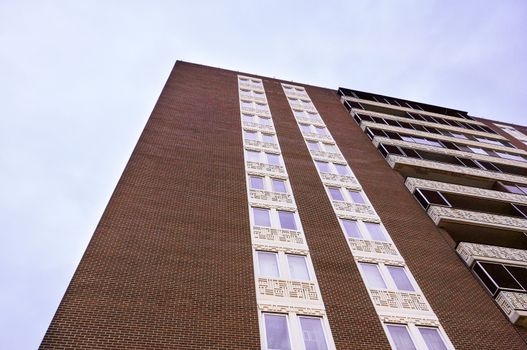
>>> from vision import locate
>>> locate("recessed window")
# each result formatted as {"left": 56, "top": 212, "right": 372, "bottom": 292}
{"left": 244, "top": 130, "right": 258, "bottom": 141}
{"left": 250, "top": 176, "right": 265, "bottom": 190}
{"left": 315, "top": 161, "right": 331, "bottom": 173}
{"left": 242, "top": 114, "right": 254, "bottom": 123}
{"left": 257, "top": 251, "right": 280, "bottom": 278}
{"left": 300, "top": 124, "right": 312, "bottom": 134}
{"left": 334, "top": 164, "right": 350, "bottom": 176}
{"left": 328, "top": 187, "right": 345, "bottom": 201}
{"left": 496, "top": 152, "right": 526, "bottom": 162}
{"left": 278, "top": 211, "right": 297, "bottom": 230}
{"left": 262, "top": 133, "right": 275, "bottom": 144}
{"left": 418, "top": 327, "right": 448, "bottom": 350}
{"left": 253, "top": 207, "right": 271, "bottom": 227}
{"left": 341, "top": 219, "right": 362, "bottom": 239}
{"left": 315, "top": 126, "right": 328, "bottom": 135}
{"left": 413, "top": 189, "right": 451, "bottom": 210}
{"left": 359, "top": 263, "right": 387, "bottom": 289}
{"left": 348, "top": 191, "right": 365, "bottom": 204}
{"left": 266, "top": 153, "right": 281, "bottom": 166}
{"left": 387, "top": 266, "right": 415, "bottom": 291}
{"left": 386, "top": 324, "right": 416, "bottom": 350}
{"left": 272, "top": 179, "right": 287, "bottom": 193}
{"left": 299, "top": 316, "right": 329, "bottom": 350}
{"left": 307, "top": 141, "right": 321, "bottom": 151}
{"left": 364, "top": 222, "right": 387, "bottom": 241}
{"left": 246, "top": 150, "right": 261, "bottom": 162}
{"left": 287, "top": 255, "right": 310, "bottom": 281}
{"left": 263, "top": 314, "right": 291, "bottom": 350}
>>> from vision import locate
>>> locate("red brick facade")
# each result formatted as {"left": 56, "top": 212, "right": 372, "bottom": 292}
{"left": 41, "top": 62, "right": 527, "bottom": 349}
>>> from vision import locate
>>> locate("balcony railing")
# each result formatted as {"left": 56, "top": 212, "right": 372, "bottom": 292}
{"left": 496, "top": 291, "right": 527, "bottom": 327}
{"left": 457, "top": 242, "right": 527, "bottom": 267}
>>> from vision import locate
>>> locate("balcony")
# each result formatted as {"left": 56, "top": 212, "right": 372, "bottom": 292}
{"left": 405, "top": 178, "right": 527, "bottom": 206}
{"left": 427, "top": 206, "right": 527, "bottom": 249}
{"left": 374, "top": 137, "right": 527, "bottom": 170}
{"left": 363, "top": 121, "right": 527, "bottom": 156}
{"left": 386, "top": 155, "right": 527, "bottom": 187}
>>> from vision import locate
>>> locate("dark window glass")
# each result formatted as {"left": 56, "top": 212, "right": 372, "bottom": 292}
{"left": 507, "top": 266, "right": 527, "bottom": 290}
{"left": 384, "top": 131, "right": 402, "bottom": 140}
{"left": 398, "top": 121, "right": 414, "bottom": 129}
{"left": 512, "top": 204, "right": 527, "bottom": 218}
{"left": 414, "top": 190, "right": 431, "bottom": 210}
{"left": 416, "top": 189, "right": 450, "bottom": 207}
{"left": 357, "top": 113, "right": 373, "bottom": 122}
{"left": 477, "top": 161, "right": 501, "bottom": 172}
{"left": 434, "top": 117, "right": 449, "bottom": 125}
{"left": 441, "top": 141, "right": 459, "bottom": 150}
{"left": 371, "top": 116, "right": 387, "bottom": 124}
{"left": 412, "top": 124, "right": 427, "bottom": 132}
{"left": 421, "top": 115, "right": 436, "bottom": 123}
{"left": 458, "top": 158, "right": 480, "bottom": 168}
{"left": 367, "top": 128, "right": 387, "bottom": 139}
{"left": 380, "top": 144, "right": 404, "bottom": 156}
{"left": 400, "top": 148, "right": 421, "bottom": 158}
{"left": 473, "top": 263, "right": 498, "bottom": 295}
{"left": 480, "top": 262, "right": 522, "bottom": 291}
{"left": 425, "top": 126, "right": 440, "bottom": 134}
{"left": 385, "top": 119, "right": 401, "bottom": 127}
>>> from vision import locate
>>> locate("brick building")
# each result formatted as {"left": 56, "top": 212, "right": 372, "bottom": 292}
{"left": 40, "top": 62, "right": 527, "bottom": 349}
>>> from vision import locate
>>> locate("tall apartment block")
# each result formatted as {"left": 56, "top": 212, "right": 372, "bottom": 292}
{"left": 40, "top": 62, "right": 527, "bottom": 349}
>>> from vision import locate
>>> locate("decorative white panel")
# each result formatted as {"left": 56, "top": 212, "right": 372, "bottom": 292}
{"left": 249, "top": 189, "right": 295, "bottom": 208}
{"left": 303, "top": 132, "right": 334, "bottom": 143}
{"left": 496, "top": 291, "right": 527, "bottom": 326}
{"left": 333, "top": 201, "right": 379, "bottom": 222}
{"left": 456, "top": 242, "right": 527, "bottom": 267}
{"left": 257, "top": 278, "right": 319, "bottom": 301}
{"left": 242, "top": 121, "right": 274, "bottom": 133}
{"left": 310, "top": 150, "right": 346, "bottom": 163}
{"left": 258, "top": 304, "right": 326, "bottom": 316}
{"left": 427, "top": 206, "right": 527, "bottom": 231}
{"left": 319, "top": 172, "right": 360, "bottom": 188}
{"left": 246, "top": 161, "right": 287, "bottom": 178}
{"left": 370, "top": 289, "right": 430, "bottom": 312}
{"left": 244, "top": 139, "right": 280, "bottom": 153}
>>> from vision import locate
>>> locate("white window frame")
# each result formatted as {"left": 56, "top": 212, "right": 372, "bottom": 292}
{"left": 338, "top": 219, "right": 391, "bottom": 243}
{"left": 254, "top": 250, "right": 315, "bottom": 282}
{"left": 244, "top": 150, "right": 283, "bottom": 166}
{"left": 243, "top": 130, "right": 277, "bottom": 144}
{"left": 247, "top": 175, "right": 291, "bottom": 194}
{"left": 315, "top": 161, "right": 352, "bottom": 176}
{"left": 384, "top": 323, "right": 453, "bottom": 350}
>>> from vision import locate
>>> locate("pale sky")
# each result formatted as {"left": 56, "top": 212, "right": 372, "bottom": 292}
{"left": 1, "top": 1, "right": 526, "bottom": 348}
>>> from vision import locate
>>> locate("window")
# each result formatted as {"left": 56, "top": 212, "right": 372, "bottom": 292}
{"left": 256, "top": 103, "right": 268, "bottom": 112}
{"left": 348, "top": 191, "right": 365, "bottom": 204}
{"left": 315, "top": 126, "right": 328, "bottom": 135}
{"left": 262, "top": 133, "right": 275, "bottom": 144}
{"left": 364, "top": 222, "right": 387, "bottom": 241}
{"left": 334, "top": 164, "right": 350, "bottom": 176}
{"left": 315, "top": 161, "right": 331, "bottom": 173}
{"left": 359, "top": 263, "right": 387, "bottom": 289}
{"left": 387, "top": 266, "right": 415, "bottom": 291}
{"left": 418, "top": 327, "right": 448, "bottom": 350}
{"left": 328, "top": 187, "right": 345, "bottom": 201}
{"left": 386, "top": 324, "right": 416, "bottom": 350}
{"left": 259, "top": 117, "right": 272, "bottom": 126}
{"left": 272, "top": 179, "right": 287, "bottom": 193}
{"left": 242, "top": 114, "right": 254, "bottom": 123}
{"left": 244, "top": 130, "right": 258, "bottom": 141}
{"left": 472, "top": 261, "right": 526, "bottom": 296}
{"left": 413, "top": 189, "right": 451, "bottom": 210}
{"left": 246, "top": 150, "right": 261, "bottom": 162}
{"left": 468, "top": 146, "right": 488, "bottom": 155}
{"left": 341, "top": 219, "right": 362, "bottom": 239}
{"left": 278, "top": 211, "right": 297, "bottom": 230}
{"left": 307, "top": 141, "right": 321, "bottom": 151}
{"left": 250, "top": 176, "right": 265, "bottom": 190}
{"left": 263, "top": 314, "right": 291, "bottom": 350}
{"left": 287, "top": 255, "right": 310, "bottom": 281}
{"left": 242, "top": 100, "right": 253, "bottom": 109}
{"left": 257, "top": 251, "right": 280, "bottom": 278}
{"left": 496, "top": 152, "right": 526, "bottom": 162}
{"left": 475, "top": 137, "right": 503, "bottom": 146}
{"left": 253, "top": 207, "right": 271, "bottom": 227}
{"left": 323, "top": 144, "right": 337, "bottom": 153}
{"left": 300, "top": 124, "right": 312, "bottom": 134}
{"left": 299, "top": 317, "right": 329, "bottom": 350}
{"left": 266, "top": 153, "right": 281, "bottom": 166}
